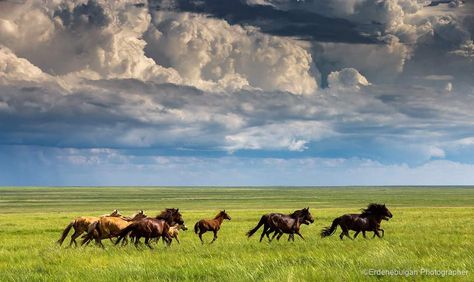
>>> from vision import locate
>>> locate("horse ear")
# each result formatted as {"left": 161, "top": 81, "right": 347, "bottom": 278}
{"left": 223, "top": 209, "right": 226, "bottom": 212}
{"left": 176, "top": 208, "right": 179, "bottom": 212}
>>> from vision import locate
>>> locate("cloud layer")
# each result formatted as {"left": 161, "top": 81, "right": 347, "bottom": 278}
{"left": 0, "top": 0, "right": 473, "bottom": 185}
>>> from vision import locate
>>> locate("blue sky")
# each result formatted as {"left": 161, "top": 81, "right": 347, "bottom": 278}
{"left": 0, "top": 0, "right": 473, "bottom": 186}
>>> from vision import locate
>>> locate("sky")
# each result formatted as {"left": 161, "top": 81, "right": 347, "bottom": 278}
{"left": 0, "top": 0, "right": 473, "bottom": 186}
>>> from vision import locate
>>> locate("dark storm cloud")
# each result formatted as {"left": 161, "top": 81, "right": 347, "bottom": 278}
{"left": 149, "top": 0, "right": 376, "bottom": 43}
{"left": 54, "top": 0, "right": 109, "bottom": 30}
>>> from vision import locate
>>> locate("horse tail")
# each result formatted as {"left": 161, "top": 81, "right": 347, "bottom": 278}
{"left": 115, "top": 224, "right": 135, "bottom": 245}
{"left": 246, "top": 215, "right": 267, "bottom": 237}
{"left": 321, "top": 217, "right": 341, "bottom": 238}
{"left": 194, "top": 222, "right": 199, "bottom": 234}
{"left": 57, "top": 221, "right": 74, "bottom": 245}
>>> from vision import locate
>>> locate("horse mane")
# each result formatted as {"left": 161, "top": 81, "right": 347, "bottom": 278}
{"left": 155, "top": 208, "right": 178, "bottom": 220}
{"left": 155, "top": 210, "right": 171, "bottom": 220}
{"left": 214, "top": 211, "right": 225, "bottom": 219}
{"left": 361, "top": 203, "right": 386, "bottom": 217}
{"left": 290, "top": 208, "right": 307, "bottom": 218}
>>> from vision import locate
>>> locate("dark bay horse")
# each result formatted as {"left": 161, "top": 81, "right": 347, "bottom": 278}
{"left": 57, "top": 209, "right": 121, "bottom": 247}
{"left": 194, "top": 210, "right": 231, "bottom": 244}
{"left": 270, "top": 218, "right": 311, "bottom": 242}
{"left": 321, "top": 203, "right": 392, "bottom": 240}
{"left": 247, "top": 208, "right": 314, "bottom": 242}
{"left": 116, "top": 208, "right": 184, "bottom": 249}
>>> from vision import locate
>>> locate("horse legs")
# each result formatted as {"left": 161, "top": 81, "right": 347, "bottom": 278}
{"left": 69, "top": 230, "right": 82, "bottom": 247}
{"left": 374, "top": 229, "right": 382, "bottom": 238}
{"left": 354, "top": 231, "right": 360, "bottom": 239}
{"left": 265, "top": 227, "right": 274, "bottom": 241}
{"left": 134, "top": 236, "right": 141, "bottom": 248}
{"left": 362, "top": 231, "right": 367, "bottom": 239}
{"left": 259, "top": 226, "right": 269, "bottom": 242}
{"left": 95, "top": 238, "right": 105, "bottom": 248}
{"left": 210, "top": 230, "right": 218, "bottom": 244}
{"left": 379, "top": 229, "right": 384, "bottom": 237}
{"left": 295, "top": 231, "right": 305, "bottom": 241}
{"left": 199, "top": 231, "right": 205, "bottom": 244}
{"left": 340, "top": 226, "right": 352, "bottom": 240}
{"left": 145, "top": 237, "right": 153, "bottom": 249}
{"left": 270, "top": 231, "right": 279, "bottom": 242}
{"left": 175, "top": 235, "right": 180, "bottom": 244}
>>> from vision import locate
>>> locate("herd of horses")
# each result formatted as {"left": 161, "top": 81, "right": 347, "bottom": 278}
{"left": 57, "top": 203, "right": 393, "bottom": 248}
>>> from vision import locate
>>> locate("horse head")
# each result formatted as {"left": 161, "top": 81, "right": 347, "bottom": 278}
{"left": 292, "top": 207, "right": 314, "bottom": 224}
{"left": 131, "top": 210, "right": 147, "bottom": 220}
{"left": 362, "top": 203, "right": 393, "bottom": 221}
{"left": 219, "top": 210, "right": 232, "bottom": 221}
{"left": 106, "top": 209, "right": 122, "bottom": 217}
{"left": 157, "top": 208, "right": 184, "bottom": 225}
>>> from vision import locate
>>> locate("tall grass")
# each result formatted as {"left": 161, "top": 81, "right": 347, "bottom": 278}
{"left": 0, "top": 187, "right": 473, "bottom": 281}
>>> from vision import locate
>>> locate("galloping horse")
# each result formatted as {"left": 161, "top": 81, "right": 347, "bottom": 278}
{"left": 161, "top": 224, "right": 187, "bottom": 244}
{"left": 81, "top": 210, "right": 147, "bottom": 247}
{"left": 270, "top": 216, "right": 312, "bottom": 242}
{"left": 321, "top": 203, "right": 392, "bottom": 240}
{"left": 194, "top": 210, "right": 231, "bottom": 244}
{"left": 116, "top": 208, "right": 184, "bottom": 249}
{"left": 247, "top": 208, "right": 314, "bottom": 242}
{"left": 57, "top": 209, "right": 121, "bottom": 247}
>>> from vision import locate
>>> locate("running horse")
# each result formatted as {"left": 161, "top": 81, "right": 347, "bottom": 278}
{"left": 320, "top": 203, "right": 392, "bottom": 240}
{"left": 246, "top": 208, "right": 314, "bottom": 242}
{"left": 194, "top": 210, "right": 231, "bottom": 244}
{"left": 57, "top": 209, "right": 121, "bottom": 247}
{"left": 81, "top": 210, "right": 147, "bottom": 247}
{"left": 116, "top": 208, "right": 184, "bottom": 249}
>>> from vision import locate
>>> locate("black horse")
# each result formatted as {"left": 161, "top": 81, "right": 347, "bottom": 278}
{"left": 247, "top": 208, "right": 314, "bottom": 242}
{"left": 321, "top": 203, "right": 392, "bottom": 240}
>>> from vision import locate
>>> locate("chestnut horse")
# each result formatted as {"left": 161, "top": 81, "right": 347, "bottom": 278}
{"left": 247, "top": 208, "right": 314, "bottom": 242}
{"left": 57, "top": 209, "right": 121, "bottom": 247}
{"left": 116, "top": 208, "right": 184, "bottom": 249}
{"left": 81, "top": 210, "right": 147, "bottom": 247}
{"left": 194, "top": 210, "right": 231, "bottom": 244}
{"left": 321, "top": 203, "right": 392, "bottom": 240}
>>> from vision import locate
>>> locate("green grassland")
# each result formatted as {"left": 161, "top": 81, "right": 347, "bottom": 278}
{"left": 0, "top": 186, "right": 473, "bottom": 281}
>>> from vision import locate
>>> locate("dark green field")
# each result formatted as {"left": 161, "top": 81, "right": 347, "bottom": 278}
{"left": 0, "top": 187, "right": 473, "bottom": 281}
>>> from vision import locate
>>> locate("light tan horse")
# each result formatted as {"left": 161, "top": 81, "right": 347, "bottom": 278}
{"left": 168, "top": 224, "right": 188, "bottom": 244}
{"left": 155, "top": 223, "right": 188, "bottom": 244}
{"left": 57, "top": 209, "right": 121, "bottom": 247}
{"left": 82, "top": 210, "right": 147, "bottom": 247}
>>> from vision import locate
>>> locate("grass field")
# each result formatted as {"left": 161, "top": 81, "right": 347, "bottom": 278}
{"left": 0, "top": 186, "right": 473, "bottom": 281}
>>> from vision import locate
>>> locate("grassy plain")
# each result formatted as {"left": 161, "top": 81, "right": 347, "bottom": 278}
{"left": 0, "top": 186, "right": 473, "bottom": 281}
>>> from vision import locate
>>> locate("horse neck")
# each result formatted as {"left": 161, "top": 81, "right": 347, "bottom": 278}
{"left": 292, "top": 217, "right": 301, "bottom": 230}
{"left": 214, "top": 214, "right": 225, "bottom": 225}
{"left": 156, "top": 212, "right": 172, "bottom": 223}
{"left": 365, "top": 214, "right": 383, "bottom": 225}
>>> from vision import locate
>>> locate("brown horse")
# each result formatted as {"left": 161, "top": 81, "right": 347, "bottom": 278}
{"left": 116, "top": 208, "right": 184, "bottom": 249}
{"left": 247, "top": 208, "right": 314, "bottom": 242}
{"left": 321, "top": 203, "right": 392, "bottom": 240}
{"left": 81, "top": 210, "right": 147, "bottom": 247}
{"left": 57, "top": 209, "right": 121, "bottom": 247}
{"left": 194, "top": 210, "right": 231, "bottom": 244}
